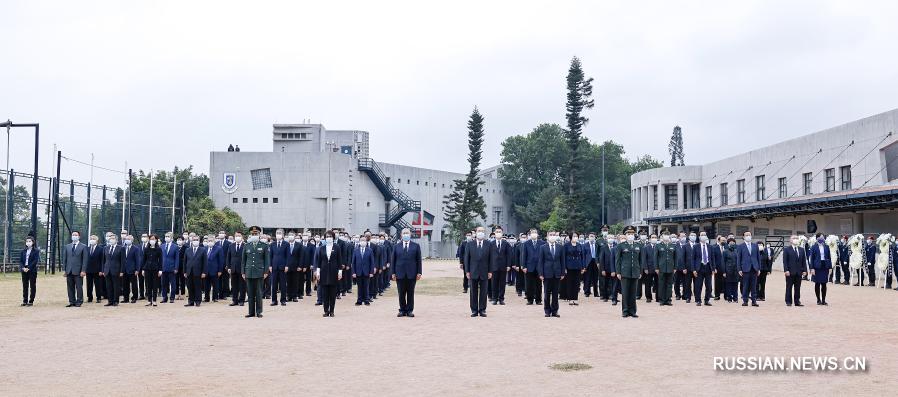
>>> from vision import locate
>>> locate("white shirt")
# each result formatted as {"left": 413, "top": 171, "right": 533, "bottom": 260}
{"left": 326, "top": 244, "right": 333, "bottom": 259}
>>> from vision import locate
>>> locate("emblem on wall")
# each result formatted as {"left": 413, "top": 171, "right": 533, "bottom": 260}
{"left": 222, "top": 172, "right": 238, "bottom": 193}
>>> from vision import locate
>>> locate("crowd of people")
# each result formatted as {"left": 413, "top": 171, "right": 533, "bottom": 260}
{"left": 15, "top": 223, "right": 895, "bottom": 318}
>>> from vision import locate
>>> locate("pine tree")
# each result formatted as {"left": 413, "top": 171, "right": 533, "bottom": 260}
{"left": 668, "top": 125, "right": 685, "bottom": 166}
{"left": 443, "top": 107, "right": 487, "bottom": 242}
{"left": 561, "top": 56, "right": 594, "bottom": 231}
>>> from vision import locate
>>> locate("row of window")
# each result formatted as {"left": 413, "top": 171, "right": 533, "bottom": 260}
{"left": 232, "top": 197, "right": 279, "bottom": 204}
{"left": 648, "top": 165, "right": 852, "bottom": 210}
{"left": 277, "top": 132, "right": 311, "bottom": 140}
{"left": 392, "top": 177, "right": 501, "bottom": 194}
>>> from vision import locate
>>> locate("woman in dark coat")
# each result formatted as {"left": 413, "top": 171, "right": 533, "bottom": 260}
{"left": 142, "top": 234, "right": 163, "bottom": 306}
{"left": 20, "top": 236, "right": 40, "bottom": 306}
{"left": 316, "top": 230, "right": 343, "bottom": 317}
{"left": 809, "top": 235, "right": 832, "bottom": 305}
{"left": 563, "top": 233, "right": 586, "bottom": 305}
{"left": 722, "top": 238, "right": 739, "bottom": 302}
{"left": 758, "top": 241, "right": 773, "bottom": 301}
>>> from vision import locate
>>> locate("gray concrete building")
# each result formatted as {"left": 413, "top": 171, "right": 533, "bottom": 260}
{"left": 630, "top": 108, "right": 898, "bottom": 242}
{"left": 209, "top": 123, "right": 518, "bottom": 258}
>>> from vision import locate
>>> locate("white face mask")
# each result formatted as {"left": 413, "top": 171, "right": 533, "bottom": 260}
{"left": 287, "top": 235, "right": 295, "bottom": 242}
{"left": 476, "top": 231, "right": 485, "bottom": 240}
{"left": 191, "top": 240, "right": 200, "bottom": 247}
{"left": 700, "top": 236, "right": 708, "bottom": 242}
{"left": 791, "top": 238, "right": 799, "bottom": 246}
{"left": 276, "top": 233, "right": 284, "bottom": 240}
{"left": 744, "top": 236, "right": 752, "bottom": 243}
{"left": 248, "top": 235, "right": 259, "bottom": 243}
{"left": 89, "top": 239, "right": 97, "bottom": 246}
{"left": 302, "top": 235, "right": 309, "bottom": 241}
{"left": 650, "top": 238, "right": 658, "bottom": 244}
{"left": 149, "top": 240, "right": 157, "bottom": 246}
{"left": 218, "top": 233, "right": 226, "bottom": 239}
{"left": 359, "top": 241, "right": 368, "bottom": 247}
{"left": 548, "top": 235, "right": 558, "bottom": 243}
{"left": 689, "top": 235, "right": 696, "bottom": 242}
{"left": 661, "top": 236, "right": 670, "bottom": 243}
{"left": 165, "top": 236, "right": 172, "bottom": 242}
{"left": 235, "top": 236, "right": 243, "bottom": 243}
{"left": 626, "top": 235, "right": 635, "bottom": 242}
{"left": 260, "top": 238, "right": 269, "bottom": 244}
{"left": 530, "top": 233, "right": 538, "bottom": 240}
{"left": 71, "top": 235, "right": 80, "bottom": 242}
{"left": 571, "top": 237, "right": 579, "bottom": 243}
{"left": 141, "top": 237, "right": 148, "bottom": 243}
{"left": 601, "top": 231, "right": 608, "bottom": 237}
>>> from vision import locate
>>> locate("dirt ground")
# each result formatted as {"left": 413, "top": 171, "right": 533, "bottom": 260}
{"left": 1, "top": 260, "right": 897, "bottom": 396}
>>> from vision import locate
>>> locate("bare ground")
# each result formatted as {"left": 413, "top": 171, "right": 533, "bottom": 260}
{"left": 1, "top": 260, "right": 896, "bottom": 396}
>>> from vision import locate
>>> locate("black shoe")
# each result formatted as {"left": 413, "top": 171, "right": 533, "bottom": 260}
{"left": 104, "top": 303, "right": 113, "bottom": 307}
{"left": 536, "top": 301, "right": 542, "bottom": 305}
{"left": 315, "top": 302, "right": 322, "bottom": 306}
{"left": 355, "top": 302, "right": 362, "bottom": 306}
{"left": 364, "top": 302, "right": 370, "bottom": 306}
{"left": 239, "top": 303, "right": 245, "bottom": 306}
{"left": 786, "top": 303, "right": 792, "bottom": 306}
{"left": 646, "top": 299, "right": 652, "bottom": 303}
{"left": 499, "top": 301, "right": 506, "bottom": 305}
{"left": 822, "top": 301, "right": 828, "bottom": 305}
{"left": 463, "top": 289, "right": 468, "bottom": 293}
{"left": 526, "top": 302, "right": 533, "bottom": 305}
{"left": 752, "top": 302, "right": 759, "bottom": 307}
{"left": 471, "top": 313, "right": 478, "bottom": 317}
{"left": 685, "top": 299, "right": 691, "bottom": 303}
{"left": 407, "top": 313, "right": 415, "bottom": 317}
{"left": 704, "top": 302, "right": 712, "bottom": 306}
{"left": 280, "top": 302, "right": 286, "bottom": 306}
{"left": 714, "top": 296, "right": 720, "bottom": 301}
{"left": 245, "top": 314, "right": 254, "bottom": 318}
{"left": 552, "top": 313, "right": 560, "bottom": 318}
{"left": 323, "top": 313, "right": 329, "bottom": 317}
{"left": 257, "top": 314, "right": 263, "bottom": 318}
{"left": 630, "top": 314, "right": 639, "bottom": 318}
{"left": 184, "top": 303, "right": 195, "bottom": 307}
{"left": 229, "top": 303, "right": 238, "bottom": 306}
{"left": 696, "top": 302, "right": 701, "bottom": 306}
{"left": 741, "top": 303, "right": 748, "bottom": 306}
{"left": 66, "top": 304, "right": 74, "bottom": 307}
{"left": 480, "top": 312, "right": 487, "bottom": 317}
{"left": 545, "top": 314, "right": 551, "bottom": 317}
{"left": 398, "top": 313, "right": 406, "bottom": 317}
{"left": 622, "top": 313, "right": 629, "bottom": 318}
{"left": 145, "top": 303, "right": 152, "bottom": 307}
{"left": 612, "top": 301, "right": 618, "bottom": 305}
{"left": 491, "top": 301, "right": 497, "bottom": 305}
{"left": 270, "top": 302, "right": 278, "bottom": 306}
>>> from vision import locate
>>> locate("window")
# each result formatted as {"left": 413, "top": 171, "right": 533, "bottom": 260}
{"left": 736, "top": 179, "right": 745, "bottom": 204}
{"left": 252, "top": 198, "right": 258, "bottom": 203}
{"left": 425, "top": 182, "right": 428, "bottom": 186}
{"left": 397, "top": 178, "right": 401, "bottom": 184}
{"left": 263, "top": 197, "right": 268, "bottom": 203}
{"left": 840, "top": 166, "right": 851, "bottom": 190}
{"left": 232, "top": 198, "right": 238, "bottom": 203}
{"left": 705, "top": 186, "right": 712, "bottom": 207}
{"left": 825, "top": 168, "right": 835, "bottom": 192}
{"left": 664, "top": 185, "right": 678, "bottom": 210}
{"left": 273, "top": 198, "right": 278, "bottom": 203}
{"left": 251, "top": 168, "right": 273, "bottom": 190}
{"left": 242, "top": 198, "right": 248, "bottom": 203}
{"left": 652, "top": 186, "right": 658, "bottom": 210}
{"left": 416, "top": 180, "right": 419, "bottom": 185}
{"left": 755, "top": 175, "right": 765, "bottom": 201}
{"left": 720, "top": 183, "right": 728, "bottom": 206}
{"left": 442, "top": 184, "right": 445, "bottom": 188}
{"left": 778, "top": 177, "right": 787, "bottom": 199}
{"left": 366, "top": 202, "right": 370, "bottom": 207}
{"left": 803, "top": 172, "right": 813, "bottom": 195}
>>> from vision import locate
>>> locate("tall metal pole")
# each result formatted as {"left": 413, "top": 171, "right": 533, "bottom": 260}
{"left": 171, "top": 171, "right": 177, "bottom": 233}
{"left": 30, "top": 124, "right": 39, "bottom": 236}
{"left": 50, "top": 150, "right": 61, "bottom": 274}
{"left": 120, "top": 162, "right": 127, "bottom": 232}
{"left": 127, "top": 169, "right": 133, "bottom": 232}
{"left": 148, "top": 168, "right": 154, "bottom": 234}
{"left": 87, "top": 153, "right": 94, "bottom": 238}
{"left": 3, "top": 121, "right": 9, "bottom": 270}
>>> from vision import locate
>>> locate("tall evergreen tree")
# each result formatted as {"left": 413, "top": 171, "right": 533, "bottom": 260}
{"left": 668, "top": 125, "right": 685, "bottom": 166}
{"left": 561, "top": 56, "right": 594, "bottom": 231}
{"left": 443, "top": 107, "right": 487, "bottom": 242}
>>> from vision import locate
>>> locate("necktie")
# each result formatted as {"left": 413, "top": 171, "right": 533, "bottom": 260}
{"left": 702, "top": 244, "right": 708, "bottom": 264}
{"left": 497, "top": 241, "right": 500, "bottom": 249}
{"left": 72, "top": 243, "right": 76, "bottom": 254}
{"left": 405, "top": 243, "right": 409, "bottom": 252}
{"left": 126, "top": 246, "right": 129, "bottom": 257}
{"left": 478, "top": 241, "right": 482, "bottom": 250}
{"left": 193, "top": 247, "right": 197, "bottom": 255}
{"left": 591, "top": 243, "right": 595, "bottom": 258}
{"left": 109, "top": 246, "right": 113, "bottom": 255}
{"left": 90, "top": 245, "right": 94, "bottom": 255}
{"left": 361, "top": 247, "right": 365, "bottom": 256}
{"left": 290, "top": 243, "right": 294, "bottom": 254}
{"left": 551, "top": 244, "right": 555, "bottom": 257}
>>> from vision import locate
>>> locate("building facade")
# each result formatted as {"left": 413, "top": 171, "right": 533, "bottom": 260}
{"left": 630, "top": 108, "right": 898, "bottom": 240}
{"left": 209, "top": 123, "right": 518, "bottom": 258}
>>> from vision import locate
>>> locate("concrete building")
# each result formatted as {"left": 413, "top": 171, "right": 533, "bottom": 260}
{"left": 209, "top": 123, "right": 518, "bottom": 258}
{"left": 630, "top": 108, "right": 898, "bottom": 243}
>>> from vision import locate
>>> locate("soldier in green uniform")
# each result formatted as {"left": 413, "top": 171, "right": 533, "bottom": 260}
{"left": 615, "top": 226, "right": 643, "bottom": 318}
{"left": 655, "top": 230, "right": 677, "bottom": 306}
{"left": 242, "top": 226, "right": 270, "bottom": 318}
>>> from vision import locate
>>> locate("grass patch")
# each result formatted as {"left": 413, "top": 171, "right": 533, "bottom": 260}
{"left": 549, "top": 362, "right": 593, "bottom": 372}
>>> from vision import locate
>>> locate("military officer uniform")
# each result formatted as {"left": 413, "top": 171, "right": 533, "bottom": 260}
{"left": 655, "top": 237, "right": 677, "bottom": 306}
{"left": 242, "top": 226, "right": 270, "bottom": 318}
{"left": 615, "top": 227, "right": 643, "bottom": 318}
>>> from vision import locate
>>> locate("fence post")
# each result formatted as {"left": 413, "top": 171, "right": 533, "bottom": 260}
{"left": 50, "top": 150, "right": 61, "bottom": 274}
{"left": 100, "top": 185, "right": 106, "bottom": 242}
{"left": 4, "top": 169, "right": 13, "bottom": 273}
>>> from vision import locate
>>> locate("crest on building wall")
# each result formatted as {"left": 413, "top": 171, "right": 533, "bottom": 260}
{"left": 222, "top": 172, "right": 238, "bottom": 193}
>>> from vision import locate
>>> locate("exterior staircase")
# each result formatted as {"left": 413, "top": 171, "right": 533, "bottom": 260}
{"left": 358, "top": 158, "right": 421, "bottom": 235}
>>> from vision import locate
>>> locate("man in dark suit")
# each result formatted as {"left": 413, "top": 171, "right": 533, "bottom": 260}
{"left": 227, "top": 231, "right": 247, "bottom": 306}
{"left": 85, "top": 235, "right": 106, "bottom": 303}
{"left": 204, "top": 235, "right": 224, "bottom": 302}
{"left": 735, "top": 231, "right": 761, "bottom": 307}
{"left": 599, "top": 231, "right": 616, "bottom": 303}
{"left": 640, "top": 234, "right": 658, "bottom": 303}
{"left": 538, "top": 231, "right": 566, "bottom": 317}
{"left": 758, "top": 241, "right": 773, "bottom": 301}
{"left": 392, "top": 228, "right": 422, "bottom": 317}
{"left": 712, "top": 236, "right": 726, "bottom": 300}
{"left": 457, "top": 232, "right": 471, "bottom": 293}
{"left": 183, "top": 235, "right": 207, "bottom": 307}
{"left": 865, "top": 236, "right": 877, "bottom": 287}
{"left": 464, "top": 226, "right": 494, "bottom": 317}
{"left": 122, "top": 235, "right": 141, "bottom": 303}
{"left": 782, "top": 235, "right": 807, "bottom": 306}
{"left": 490, "top": 227, "right": 512, "bottom": 305}
{"left": 302, "top": 231, "right": 315, "bottom": 297}
{"left": 678, "top": 232, "right": 696, "bottom": 303}
{"left": 520, "top": 229, "right": 543, "bottom": 305}
{"left": 269, "top": 229, "right": 289, "bottom": 306}
{"left": 691, "top": 232, "right": 715, "bottom": 306}
{"left": 351, "top": 235, "right": 375, "bottom": 305}
{"left": 63, "top": 230, "right": 89, "bottom": 307}
{"left": 514, "top": 233, "right": 527, "bottom": 297}
{"left": 102, "top": 234, "right": 125, "bottom": 306}
{"left": 215, "top": 231, "right": 231, "bottom": 300}
{"left": 286, "top": 231, "right": 303, "bottom": 302}
{"left": 160, "top": 232, "right": 180, "bottom": 304}
{"left": 582, "top": 232, "right": 600, "bottom": 298}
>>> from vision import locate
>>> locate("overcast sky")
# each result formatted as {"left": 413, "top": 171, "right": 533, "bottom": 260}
{"left": 3, "top": 0, "right": 898, "bottom": 189}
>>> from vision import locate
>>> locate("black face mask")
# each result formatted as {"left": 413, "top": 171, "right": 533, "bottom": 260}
{"left": 727, "top": 244, "right": 735, "bottom": 250}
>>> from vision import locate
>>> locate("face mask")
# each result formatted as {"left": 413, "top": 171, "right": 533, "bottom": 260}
{"left": 601, "top": 231, "right": 608, "bottom": 237}
{"left": 359, "top": 241, "right": 368, "bottom": 247}
{"left": 287, "top": 235, "right": 295, "bottom": 242}
{"left": 476, "top": 232, "right": 485, "bottom": 240}
{"left": 89, "top": 239, "right": 97, "bottom": 246}
{"left": 791, "top": 239, "right": 799, "bottom": 246}
{"left": 302, "top": 235, "right": 309, "bottom": 241}
{"left": 71, "top": 235, "right": 79, "bottom": 242}
{"left": 228, "top": 239, "right": 234, "bottom": 244}
{"left": 700, "top": 236, "right": 708, "bottom": 242}
{"left": 176, "top": 240, "right": 183, "bottom": 246}
{"left": 650, "top": 238, "right": 657, "bottom": 244}
{"left": 495, "top": 232, "right": 503, "bottom": 237}
{"left": 191, "top": 240, "right": 200, "bottom": 247}
{"left": 728, "top": 243, "right": 735, "bottom": 249}
{"left": 109, "top": 239, "right": 117, "bottom": 246}
{"left": 218, "top": 233, "right": 225, "bottom": 239}
{"left": 26, "top": 241, "right": 33, "bottom": 247}
{"left": 588, "top": 236, "right": 596, "bottom": 242}
{"left": 744, "top": 236, "right": 752, "bottom": 243}
{"left": 402, "top": 234, "right": 411, "bottom": 242}
{"left": 235, "top": 236, "right": 243, "bottom": 243}
{"left": 182, "top": 234, "right": 188, "bottom": 240}
{"left": 661, "top": 236, "right": 670, "bottom": 243}
{"left": 670, "top": 237, "right": 678, "bottom": 243}
{"left": 571, "top": 237, "right": 579, "bottom": 243}
{"left": 165, "top": 236, "right": 172, "bottom": 242}
{"left": 141, "top": 237, "right": 148, "bottom": 243}
{"left": 689, "top": 235, "right": 696, "bottom": 242}
{"left": 759, "top": 245, "right": 765, "bottom": 250}
{"left": 261, "top": 238, "right": 270, "bottom": 244}
{"left": 530, "top": 233, "right": 537, "bottom": 240}
{"left": 124, "top": 239, "right": 132, "bottom": 246}
{"left": 248, "top": 235, "right": 259, "bottom": 243}
{"left": 626, "top": 235, "right": 635, "bottom": 242}
{"left": 149, "top": 240, "right": 157, "bottom": 246}
{"left": 276, "top": 234, "right": 284, "bottom": 240}
{"left": 325, "top": 237, "right": 334, "bottom": 245}
{"left": 817, "top": 238, "right": 824, "bottom": 244}
{"left": 639, "top": 235, "right": 647, "bottom": 241}
{"left": 465, "top": 236, "right": 473, "bottom": 241}
{"left": 120, "top": 234, "right": 127, "bottom": 240}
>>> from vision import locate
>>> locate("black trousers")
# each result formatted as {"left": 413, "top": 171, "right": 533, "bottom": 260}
{"left": 693, "top": 270, "right": 712, "bottom": 303}
{"left": 543, "top": 277, "right": 560, "bottom": 315}
{"left": 757, "top": 272, "right": 769, "bottom": 299}
{"left": 565, "top": 269, "right": 581, "bottom": 301}
{"left": 105, "top": 275, "right": 121, "bottom": 304}
{"left": 217, "top": 273, "right": 228, "bottom": 300}
{"left": 491, "top": 269, "right": 507, "bottom": 302}
{"left": 835, "top": 262, "right": 850, "bottom": 283}
{"left": 303, "top": 269, "right": 312, "bottom": 295}
{"left": 287, "top": 270, "right": 300, "bottom": 299}
{"left": 322, "top": 284, "right": 337, "bottom": 314}
{"left": 525, "top": 272, "right": 542, "bottom": 303}
{"left": 66, "top": 274, "right": 84, "bottom": 305}
{"left": 741, "top": 271, "right": 758, "bottom": 304}
{"left": 144, "top": 271, "right": 160, "bottom": 302}
{"left": 247, "top": 277, "right": 263, "bottom": 316}
{"left": 515, "top": 269, "right": 526, "bottom": 294}
{"left": 814, "top": 283, "right": 828, "bottom": 302}
{"left": 187, "top": 275, "right": 203, "bottom": 304}
{"left": 356, "top": 276, "right": 370, "bottom": 304}
{"left": 86, "top": 272, "right": 104, "bottom": 300}
{"left": 204, "top": 274, "right": 219, "bottom": 301}
{"left": 713, "top": 272, "right": 725, "bottom": 298}
{"left": 641, "top": 272, "right": 656, "bottom": 301}
{"left": 123, "top": 274, "right": 139, "bottom": 300}
{"left": 21, "top": 271, "right": 37, "bottom": 303}
{"left": 461, "top": 265, "right": 468, "bottom": 291}
{"left": 270, "top": 271, "right": 287, "bottom": 303}
{"left": 658, "top": 272, "right": 673, "bottom": 304}
{"left": 469, "top": 277, "right": 488, "bottom": 314}
{"left": 583, "top": 261, "right": 599, "bottom": 296}
{"left": 231, "top": 273, "right": 246, "bottom": 304}
{"left": 177, "top": 268, "right": 186, "bottom": 295}
{"left": 620, "top": 277, "right": 638, "bottom": 315}
{"left": 681, "top": 271, "right": 693, "bottom": 300}
{"left": 162, "top": 272, "right": 177, "bottom": 301}
{"left": 600, "top": 273, "right": 617, "bottom": 301}
{"left": 785, "top": 273, "right": 802, "bottom": 305}
{"left": 397, "top": 278, "right": 416, "bottom": 314}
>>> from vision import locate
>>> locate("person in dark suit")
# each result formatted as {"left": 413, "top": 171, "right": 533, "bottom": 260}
{"left": 735, "top": 231, "right": 761, "bottom": 307}
{"left": 758, "top": 241, "right": 773, "bottom": 301}
{"left": 678, "top": 232, "right": 696, "bottom": 303}
{"left": 809, "top": 234, "right": 832, "bottom": 305}
{"left": 520, "top": 229, "right": 543, "bottom": 305}
{"left": 513, "top": 233, "right": 527, "bottom": 297}
{"left": 269, "top": 229, "right": 289, "bottom": 306}
{"left": 102, "top": 234, "right": 124, "bottom": 306}
{"left": 490, "top": 227, "right": 512, "bottom": 305}
{"left": 640, "top": 234, "right": 658, "bottom": 303}
{"left": 721, "top": 238, "right": 739, "bottom": 302}
{"left": 835, "top": 236, "right": 850, "bottom": 285}
{"left": 655, "top": 232, "right": 677, "bottom": 306}
{"left": 141, "top": 235, "right": 163, "bottom": 306}
{"left": 203, "top": 235, "right": 224, "bottom": 302}
{"left": 316, "top": 231, "right": 343, "bottom": 317}
{"left": 457, "top": 232, "right": 471, "bottom": 293}
{"left": 582, "top": 232, "right": 599, "bottom": 298}
{"left": 20, "top": 236, "right": 40, "bottom": 306}
{"left": 864, "top": 236, "right": 877, "bottom": 286}
{"left": 63, "top": 230, "right": 89, "bottom": 307}
{"left": 160, "top": 232, "right": 179, "bottom": 303}
{"left": 599, "top": 230, "right": 616, "bottom": 303}
{"left": 691, "top": 232, "right": 715, "bottom": 306}
{"left": 84, "top": 235, "right": 105, "bottom": 303}
{"left": 392, "top": 228, "right": 422, "bottom": 317}
{"left": 285, "top": 231, "right": 302, "bottom": 302}
{"left": 782, "top": 235, "right": 807, "bottom": 306}
{"left": 712, "top": 236, "right": 726, "bottom": 300}
{"left": 563, "top": 232, "right": 585, "bottom": 306}
{"left": 226, "top": 231, "right": 247, "bottom": 306}
{"left": 215, "top": 231, "right": 231, "bottom": 300}
{"left": 538, "top": 231, "right": 566, "bottom": 317}
{"left": 122, "top": 235, "right": 141, "bottom": 303}
{"left": 302, "top": 232, "right": 315, "bottom": 297}
{"left": 182, "top": 235, "right": 207, "bottom": 307}
{"left": 351, "top": 235, "right": 375, "bottom": 306}
{"left": 464, "top": 226, "right": 494, "bottom": 317}
{"left": 177, "top": 233, "right": 189, "bottom": 300}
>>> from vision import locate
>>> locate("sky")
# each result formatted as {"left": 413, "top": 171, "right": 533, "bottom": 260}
{"left": 2, "top": 0, "right": 898, "bottom": 189}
